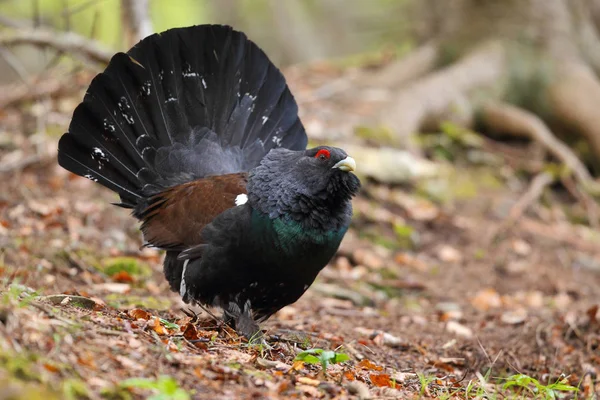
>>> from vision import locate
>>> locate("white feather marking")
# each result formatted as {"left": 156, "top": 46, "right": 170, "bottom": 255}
{"left": 179, "top": 259, "right": 189, "bottom": 297}
{"left": 235, "top": 194, "right": 248, "bottom": 206}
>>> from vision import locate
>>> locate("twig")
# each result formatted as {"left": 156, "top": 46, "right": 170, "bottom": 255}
{"left": 561, "top": 174, "right": 600, "bottom": 229}
{"left": 0, "top": 76, "right": 78, "bottom": 109}
{"left": 0, "top": 28, "right": 113, "bottom": 65}
{"left": 0, "top": 47, "right": 30, "bottom": 85}
{"left": 519, "top": 217, "right": 600, "bottom": 253}
{"left": 482, "top": 101, "right": 600, "bottom": 194}
{"left": 0, "top": 153, "right": 46, "bottom": 174}
{"left": 29, "top": 301, "right": 78, "bottom": 326}
{"left": 0, "top": 15, "right": 31, "bottom": 29}
{"left": 488, "top": 171, "right": 554, "bottom": 242}
{"left": 508, "top": 172, "right": 554, "bottom": 221}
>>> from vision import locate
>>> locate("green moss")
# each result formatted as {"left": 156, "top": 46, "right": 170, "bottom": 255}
{"left": 104, "top": 294, "right": 171, "bottom": 310}
{"left": 102, "top": 257, "right": 151, "bottom": 278}
{"left": 393, "top": 222, "right": 417, "bottom": 250}
{"left": 355, "top": 125, "right": 398, "bottom": 145}
{"left": 440, "top": 122, "right": 484, "bottom": 148}
{"left": 474, "top": 249, "right": 487, "bottom": 260}
{"left": 417, "top": 167, "right": 503, "bottom": 204}
{"left": 0, "top": 376, "right": 60, "bottom": 400}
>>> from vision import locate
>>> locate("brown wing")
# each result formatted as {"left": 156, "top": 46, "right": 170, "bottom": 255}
{"left": 138, "top": 173, "right": 248, "bottom": 249}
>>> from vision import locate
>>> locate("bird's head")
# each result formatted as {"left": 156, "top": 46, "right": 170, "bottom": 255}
{"left": 247, "top": 146, "right": 360, "bottom": 225}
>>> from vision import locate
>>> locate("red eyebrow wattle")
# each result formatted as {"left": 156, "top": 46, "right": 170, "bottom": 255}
{"left": 315, "top": 149, "right": 331, "bottom": 159}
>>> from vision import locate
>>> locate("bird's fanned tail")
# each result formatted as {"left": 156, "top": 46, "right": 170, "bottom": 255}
{"left": 58, "top": 24, "right": 307, "bottom": 208}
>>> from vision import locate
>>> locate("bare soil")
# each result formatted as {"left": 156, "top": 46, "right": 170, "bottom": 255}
{"left": 0, "top": 66, "right": 599, "bottom": 399}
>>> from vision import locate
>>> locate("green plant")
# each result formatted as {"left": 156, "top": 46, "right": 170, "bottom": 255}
{"left": 294, "top": 348, "right": 350, "bottom": 372}
{"left": 1, "top": 283, "right": 37, "bottom": 308}
{"left": 502, "top": 374, "right": 578, "bottom": 399}
{"left": 120, "top": 376, "right": 190, "bottom": 400}
{"left": 417, "top": 373, "right": 436, "bottom": 398}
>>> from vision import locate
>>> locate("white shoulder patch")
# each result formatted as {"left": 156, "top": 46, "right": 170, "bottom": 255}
{"left": 179, "top": 259, "right": 189, "bottom": 298}
{"left": 235, "top": 193, "right": 248, "bottom": 206}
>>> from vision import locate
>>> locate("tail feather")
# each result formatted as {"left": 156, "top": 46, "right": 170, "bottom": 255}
{"left": 58, "top": 24, "right": 307, "bottom": 207}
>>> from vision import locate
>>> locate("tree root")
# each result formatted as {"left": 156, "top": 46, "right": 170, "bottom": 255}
{"left": 361, "top": 41, "right": 439, "bottom": 89}
{"left": 548, "top": 61, "right": 600, "bottom": 164}
{"left": 481, "top": 101, "right": 600, "bottom": 194}
{"left": 379, "top": 40, "right": 506, "bottom": 147}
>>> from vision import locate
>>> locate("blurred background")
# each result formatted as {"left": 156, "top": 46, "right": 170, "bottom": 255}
{"left": 1, "top": 0, "right": 600, "bottom": 398}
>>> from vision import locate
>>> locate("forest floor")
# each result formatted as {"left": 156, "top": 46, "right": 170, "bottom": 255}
{"left": 1, "top": 64, "right": 600, "bottom": 400}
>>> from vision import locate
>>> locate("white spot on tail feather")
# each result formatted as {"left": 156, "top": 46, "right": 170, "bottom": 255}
{"left": 179, "top": 259, "right": 189, "bottom": 298}
{"left": 235, "top": 194, "right": 248, "bottom": 206}
{"left": 92, "top": 147, "right": 106, "bottom": 159}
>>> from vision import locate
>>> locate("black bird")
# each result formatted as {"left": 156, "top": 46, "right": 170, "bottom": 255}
{"left": 58, "top": 25, "right": 360, "bottom": 338}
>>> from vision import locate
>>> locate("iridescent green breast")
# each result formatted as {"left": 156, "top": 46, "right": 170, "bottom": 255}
{"left": 250, "top": 210, "right": 347, "bottom": 257}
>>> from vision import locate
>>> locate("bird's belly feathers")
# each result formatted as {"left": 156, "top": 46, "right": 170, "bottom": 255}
{"left": 185, "top": 209, "right": 349, "bottom": 319}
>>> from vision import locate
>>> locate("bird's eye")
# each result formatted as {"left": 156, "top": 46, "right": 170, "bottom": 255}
{"left": 314, "top": 149, "right": 330, "bottom": 161}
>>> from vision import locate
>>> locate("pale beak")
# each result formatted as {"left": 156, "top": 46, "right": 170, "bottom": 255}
{"left": 332, "top": 156, "right": 356, "bottom": 172}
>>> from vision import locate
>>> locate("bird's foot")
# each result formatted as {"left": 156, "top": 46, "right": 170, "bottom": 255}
{"left": 223, "top": 299, "right": 264, "bottom": 342}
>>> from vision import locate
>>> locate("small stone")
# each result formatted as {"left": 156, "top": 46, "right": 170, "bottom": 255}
{"left": 501, "top": 308, "right": 528, "bottom": 325}
{"left": 335, "top": 256, "right": 352, "bottom": 272}
{"left": 446, "top": 321, "right": 473, "bottom": 339}
{"left": 346, "top": 381, "right": 371, "bottom": 399}
{"left": 525, "top": 291, "right": 544, "bottom": 308}
{"left": 353, "top": 248, "right": 384, "bottom": 269}
{"left": 511, "top": 239, "right": 531, "bottom": 256}
{"left": 505, "top": 261, "right": 530, "bottom": 275}
{"left": 437, "top": 245, "right": 463, "bottom": 263}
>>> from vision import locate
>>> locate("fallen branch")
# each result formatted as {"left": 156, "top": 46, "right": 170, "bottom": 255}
{"left": 0, "top": 28, "right": 113, "bottom": 65}
{"left": 481, "top": 101, "right": 600, "bottom": 194}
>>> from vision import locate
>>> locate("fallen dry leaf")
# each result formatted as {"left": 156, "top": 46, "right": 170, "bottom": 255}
{"left": 445, "top": 321, "right": 473, "bottom": 339}
{"left": 291, "top": 360, "right": 305, "bottom": 371}
{"left": 111, "top": 270, "right": 135, "bottom": 283}
{"left": 297, "top": 376, "right": 320, "bottom": 386}
{"left": 147, "top": 317, "right": 167, "bottom": 335}
{"left": 357, "top": 359, "right": 383, "bottom": 371}
{"left": 296, "top": 384, "right": 323, "bottom": 398}
{"left": 370, "top": 373, "right": 392, "bottom": 387}
{"left": 43, "top": 363, "right": 60, "bottom": 373}
{"left": 182, "top": 323, "right": 199, "bottom": 340}
{"left": 128, "top": 308, "right": 151, "bottom": 320}
{"left": 471, "top": 288, "right": 502, "bottom": 311}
